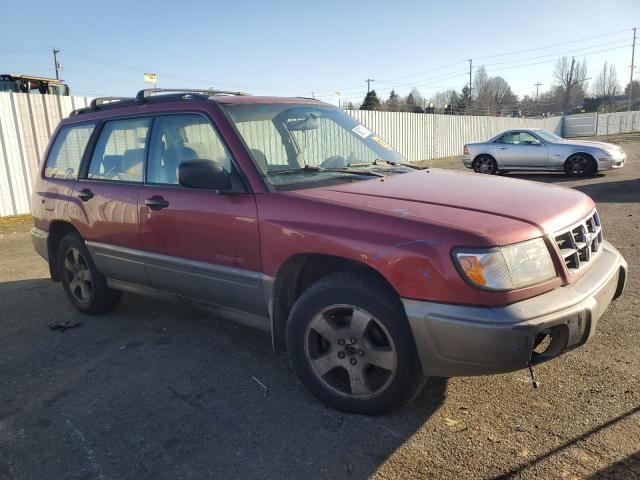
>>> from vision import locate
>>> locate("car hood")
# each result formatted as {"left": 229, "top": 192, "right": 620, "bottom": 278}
{"left": 294, "top": 168, "right": 594, "bottom": 243}
{"left": 562, "top": 139, "right": 620, "bottom": 151}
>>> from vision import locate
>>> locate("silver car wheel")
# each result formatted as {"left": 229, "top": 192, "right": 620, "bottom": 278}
{"left": 474, "top": 156, "right": 496, "bottom": 174}
{"left": 64, "top": 247, "right": 93, "bottom": 304}
{"left": 304, "top": 304, "right": 397, "bottom": 400}
{"left": 569, "top": 155, "right": 588, "bottom": 175}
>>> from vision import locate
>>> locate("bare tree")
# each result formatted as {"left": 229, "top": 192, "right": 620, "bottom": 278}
{"left": 430, "top": 89, "right": 457, "bottom": 109}
{"left": 472, "top": 66, "right": 491, "bottom": 111}
{"left": 593, "top": 62, "right": 619, "bottom": 110}
{"left": 488, "top": 76, "right": 517, "bottom": 112}
{"left": 409, "top": 87, "right": 424, "bottom": 109}
{"left": 554, "top": 56, "right": 588, "bottom": 113}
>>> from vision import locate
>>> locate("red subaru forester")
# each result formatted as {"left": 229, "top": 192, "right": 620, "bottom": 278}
{"left": 31, "top": 89, "right": 627, "bottom": 414}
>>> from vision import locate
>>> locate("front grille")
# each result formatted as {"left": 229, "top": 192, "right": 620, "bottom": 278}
{"left": 553, "top": 210, "right": 603, "bottom": 274}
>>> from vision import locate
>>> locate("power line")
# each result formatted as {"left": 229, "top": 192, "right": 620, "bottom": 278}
{"left": 481, "top": 38, "right": 633, "bottom": 68}
{"left": 474, "top": 28, "right": 632, "bottom": 60}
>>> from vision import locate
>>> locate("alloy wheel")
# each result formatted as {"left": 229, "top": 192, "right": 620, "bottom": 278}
{"left": 476, "top": 157, "right": 495, "bottom": 174}
{"left": 304, "top": 304, "right": 397, "bottom": 399}
{"left": 64, "top": 247, "right": 93, "bottom": 304}
{"left": 569, "top": 155, "right": 588, "bottom": 175}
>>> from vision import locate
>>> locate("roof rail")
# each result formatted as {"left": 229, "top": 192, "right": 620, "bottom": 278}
{"left": 89, "top": 96, "right": 134, "bottom": 109}
{"left": 135, "top": 88, "right": 249, "bottom": 102}
{"left": 70, "top": 88, "right": 250, "bottom": 116}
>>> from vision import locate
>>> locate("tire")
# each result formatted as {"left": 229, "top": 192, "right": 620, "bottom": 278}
{"left": 564, "top": 153, "right": 597, "bottom": 177}
{"left": 473, "top": 155, "right": 498, "bottom": 174}
{"left": 286, "top": 271, "right": 425, "bottom": 415}
{"left": 58, "top": 232, "right": 121, "bottom": 314}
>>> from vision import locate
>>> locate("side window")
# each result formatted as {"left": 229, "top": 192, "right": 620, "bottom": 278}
{"left": 87, "top": 118, "right": 151, "bottom": 182}
{"left": 147, "top": 114, "right": 233, "bottom": 185}
{"left": 499, "top": 132, "right": 519, "bottom": 144}
{"left": 518, "top": 132, "right": 540, "bottom": 144}
{"left": 44, "top": 123, "right": 96, "bottom": 179}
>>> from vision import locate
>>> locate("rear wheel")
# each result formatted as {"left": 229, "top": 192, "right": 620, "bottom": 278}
{"left": 286, "top": 271, "right": 425, "bottom": 414}
{"left": 473, "top": 155, "right": 498, "bottom": 174}
{"left": 58, "top": 233, "right": 121, "bottom": 314}
{"left": 564, "top": 153, "right": 596, "bottom": 177}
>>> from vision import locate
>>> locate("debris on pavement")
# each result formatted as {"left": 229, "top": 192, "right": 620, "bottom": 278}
{"left": 48, "top": 321, "right": 83, "bottom": 332}
{"left": 252, "top": 376, "right": 269, "bottom": 398}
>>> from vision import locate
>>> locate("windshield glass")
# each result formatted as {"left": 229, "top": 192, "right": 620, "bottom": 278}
{"left": 535, "top": 130, "right": 564, "bottom": 142}
{"left": 222, "top": 103, "right": 411, "bottom": 190}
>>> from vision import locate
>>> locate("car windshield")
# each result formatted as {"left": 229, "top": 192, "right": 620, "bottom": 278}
{"left": 535, "top": 130, "right": 564, "bottom": 142}
{"left": 221, "top": 103, "right": 413, "bottom": 190}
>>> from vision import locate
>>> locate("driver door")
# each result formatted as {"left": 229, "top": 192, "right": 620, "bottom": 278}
{"left": 139, "top": 113, "right": 265, "bottom": 316}
{"left": 495, "top": 131, "right": 548, "bottom": 169}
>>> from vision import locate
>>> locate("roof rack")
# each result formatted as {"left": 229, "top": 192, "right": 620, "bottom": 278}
{"left": 135, "top": 88, "right": 249, "bottom": 101}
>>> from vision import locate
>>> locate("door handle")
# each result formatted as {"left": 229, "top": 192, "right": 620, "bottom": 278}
{"left": 77, "top": 188, "right": 94, "bottom": 201}
{"left": 499, "top": 147, "right": 508, "bottom": 150}
{"left": 145, "top": 196, "right": 170, "bottom": 210}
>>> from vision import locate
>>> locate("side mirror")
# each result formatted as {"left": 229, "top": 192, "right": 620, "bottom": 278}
{"left": 178, "top": 159, "right": 231, "bottom": 191}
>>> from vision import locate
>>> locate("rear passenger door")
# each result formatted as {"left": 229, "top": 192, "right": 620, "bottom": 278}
{"left": 35, "top": 122, "right": 96, "bottom": 224}
{"left": 139, "top": 113, "right": 264, "bottom": 316}
{"left": 67, "top": 117, "right": 151, "bottom": 285}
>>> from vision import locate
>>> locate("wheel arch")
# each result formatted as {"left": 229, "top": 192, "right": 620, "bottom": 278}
{"left": 269, "top": 252, "right": 401, "bottom": 353}
{"left": 472, "top": 152, "right": 496, "bottom": 164}
{"left": 47, "top": 221, "right": 81, "bottom": 281}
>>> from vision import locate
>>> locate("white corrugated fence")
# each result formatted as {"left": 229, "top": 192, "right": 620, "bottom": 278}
{"left": 3, "top": 91, "right": 632, "bottom": 217}
{"left": 0, "top": 93, "right": 91, "bottom": 217}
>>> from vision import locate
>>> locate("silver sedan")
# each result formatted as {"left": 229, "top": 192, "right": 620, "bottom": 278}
{"left": 462, "top": 129, "right": 626, "bottom": 176}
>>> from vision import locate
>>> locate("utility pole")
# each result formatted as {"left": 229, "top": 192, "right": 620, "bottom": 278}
{"left": 365, "top": 78, "right": 375, "bottom": 93}
{"left": 335, "top": 91, "right": 342, "bottom": 109}
{"left": 468, "top": 59, "right": 473, "bottom": 95}
{"left": 52, "top": 48, "right": 61, "bottom": 80}
{"left": 534, "top": 82, "right": 542, "bottom": 101}
{"left": 628, "top": 27, "right": 636, "bottom": 112}
{"left": 564, "top": 57, "right": 575, "bottom": 114}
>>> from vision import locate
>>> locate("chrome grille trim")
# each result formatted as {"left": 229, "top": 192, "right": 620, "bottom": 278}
{"left": 553, "top": 210, "right": 603, "bottom": 274}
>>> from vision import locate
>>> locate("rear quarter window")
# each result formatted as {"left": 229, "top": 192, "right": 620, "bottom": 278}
{"left": 44, "top": 123, "right": 96, "bottom": 179}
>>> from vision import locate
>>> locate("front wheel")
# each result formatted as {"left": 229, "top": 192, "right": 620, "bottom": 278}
{"left": 473, "top": 155, "right": 498, "bottom": 174}
{"left": 564, "top": 154, "right": 596, "bottom": 177}
{"left": 286, "top": 271, "right": 425, "bottom": 414}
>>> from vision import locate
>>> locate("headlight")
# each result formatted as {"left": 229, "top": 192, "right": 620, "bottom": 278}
{"left": 454, "top": 238, "right": 556, "bottom": 291}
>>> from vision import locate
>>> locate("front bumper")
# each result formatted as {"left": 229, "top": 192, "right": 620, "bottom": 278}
{"left": 597, "top": 154, "right": 626, "bottom": 171}
{"left": 402, "top": 240, "right": 627, "bottom": 377}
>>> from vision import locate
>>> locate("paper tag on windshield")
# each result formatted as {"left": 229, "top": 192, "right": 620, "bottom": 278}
{"left": 352, "top": 125, "right": 372, "bottom": 138}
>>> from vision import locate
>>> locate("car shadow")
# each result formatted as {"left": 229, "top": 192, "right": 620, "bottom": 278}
{"left": 504, "top": 173, "right": 640, "bottom": 203}
{"left": 504, "top": 172, "right": 607, "bottom": 184}
{"left": 0, "top": 278, "right": 447, "bottom": 480}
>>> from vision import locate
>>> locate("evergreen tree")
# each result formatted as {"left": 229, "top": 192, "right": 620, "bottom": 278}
{"left": 457, "top": 85, "right": 472, "bottom": 113}
{"left": 387, "top": 90, "right": 400, "bottom": 111}
{"left": 361, "top": 90, "right": 381, "bottom": 110}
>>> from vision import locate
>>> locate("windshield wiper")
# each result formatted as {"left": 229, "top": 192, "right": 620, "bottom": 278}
{"left": 266, "top": 165, "right": 382, "bottom": 177}
{"left": 347, "top": 159, "right": 425, "bottom": 170}
{"left": 266, "top": 165, "right": 322, "bottom": 175}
